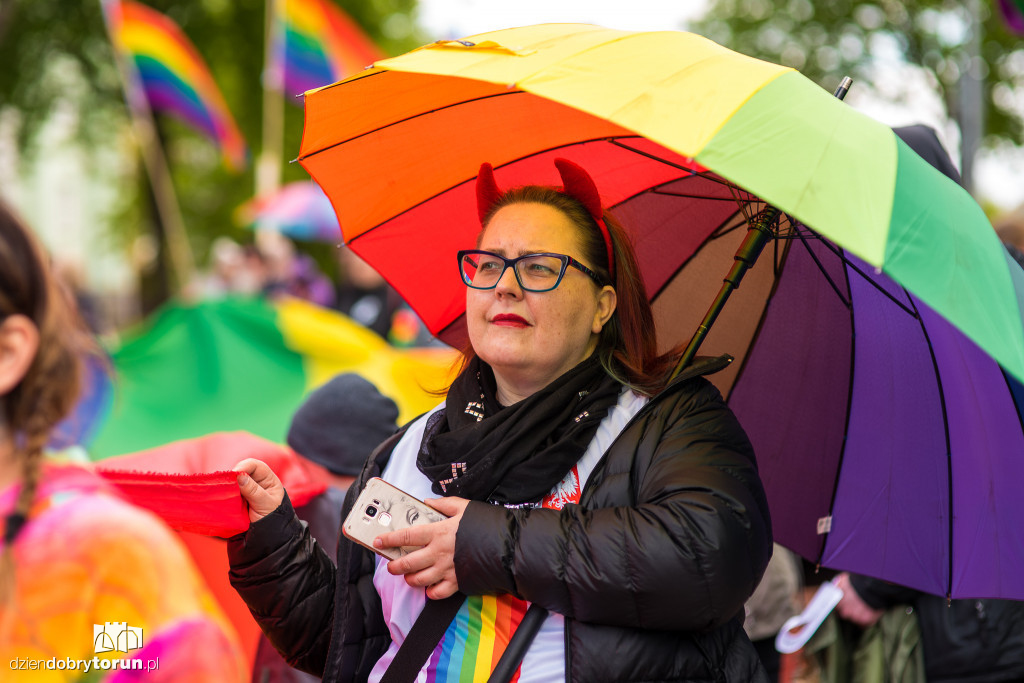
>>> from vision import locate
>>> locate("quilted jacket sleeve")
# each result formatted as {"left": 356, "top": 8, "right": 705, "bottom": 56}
{"left": 228, "top": 493, "right": 337, "bottom": 677}
{"left": 454, "top": 377, "right": 772, "bottom": 633}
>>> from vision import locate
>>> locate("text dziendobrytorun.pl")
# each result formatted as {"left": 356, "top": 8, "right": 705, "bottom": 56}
{"left": 9, "top": 657, "right": 159, "bottom": 673}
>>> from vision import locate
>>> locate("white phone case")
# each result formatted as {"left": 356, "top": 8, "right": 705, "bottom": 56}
{"left": 342, "top": 477, "right": 448, "bottom": 561}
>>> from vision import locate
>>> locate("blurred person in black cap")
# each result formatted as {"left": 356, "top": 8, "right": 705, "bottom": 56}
{"left": 250, "top": 372, "right": 399, "bottom": 683}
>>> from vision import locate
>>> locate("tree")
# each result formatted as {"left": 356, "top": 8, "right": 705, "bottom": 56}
{"left": 691, "top": 0, "right": 1024, "bottom": 193}
{"left": 0, "top": 0, "right": 426, "bottom": 306}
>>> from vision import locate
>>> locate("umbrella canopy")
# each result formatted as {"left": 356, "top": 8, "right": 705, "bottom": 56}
{"left": 237, "top": 180, "right": 340, "bottom": 243}
{"left": 297, "top": 24, "right": 1024, "bottom": 599}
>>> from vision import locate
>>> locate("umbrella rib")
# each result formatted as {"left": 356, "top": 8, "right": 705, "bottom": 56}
{"left": 608, "top": 140, "right": 750, "bottom": 194}
{"left": 811, "top": 231, "right": 919, "bottom": 318}
{"left": 711, "top": 220, "right": 748, "bottom": 241}
{"left": 296, "top": 89, "right": 529, "bottom": 162}
{"left": 649, "top": 189, "right": 750, "bottom": 203}
{"left": 794, "top": 229, "right": 851, "bottom": 309}
{"left": 904, "top": 294, "right": 955, "bottom": 600}
{"left": 816, "top": 239, "right": 860, "bottom": 569}
{"left": 646, "top": 207, "right": 747, "bottom": 303}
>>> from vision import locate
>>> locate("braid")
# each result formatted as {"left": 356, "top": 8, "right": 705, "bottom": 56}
{"left": 0, "top": 444, "right": 41, "bottom": 600}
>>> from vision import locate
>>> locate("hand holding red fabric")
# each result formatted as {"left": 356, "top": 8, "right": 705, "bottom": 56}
{"left": 234, "top": 458, "right": 286, "bottom": 522}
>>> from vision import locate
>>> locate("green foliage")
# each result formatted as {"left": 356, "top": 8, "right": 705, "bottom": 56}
{"left": 0, "top": 0, "right": 426, "bottom": 290}
{"left": 692, "top": 0, "right": 1024, "bottom": 147}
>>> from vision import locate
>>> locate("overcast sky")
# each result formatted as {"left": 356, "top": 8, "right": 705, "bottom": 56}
{"left": 416, "top": 0, "right": 708, "bottom": 38}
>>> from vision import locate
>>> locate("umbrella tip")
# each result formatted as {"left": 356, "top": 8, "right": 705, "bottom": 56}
{"left": 833, "top": 76, "right": 853, "bottom": 100}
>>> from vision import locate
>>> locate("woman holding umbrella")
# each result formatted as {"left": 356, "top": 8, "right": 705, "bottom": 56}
{"left": 230, "top": 159, "right": 773, "bottom": 682}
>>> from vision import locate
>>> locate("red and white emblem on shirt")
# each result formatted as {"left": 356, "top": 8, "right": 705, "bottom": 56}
{"left": 541, "top": 466, "right": 581, "bottom": 510}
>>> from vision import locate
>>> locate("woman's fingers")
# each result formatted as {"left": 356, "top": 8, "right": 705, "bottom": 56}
{"left": 380, "top": 522, "right": 459, "bottom": 591}
{"left": 386, "top": 545, "right": 459, "bottom": 598}
{"left": 425, "top": 576, "right": 459, "bottom": 600}
{"left": 233, "top": 458, "right": 285, "bottom": 522}
{"left": 375, "top": 523, "right": 438, "bottom": 551}
{"left": 426, "top": 496, "right": 471, "bottom": 518}
{"left": 372, "top": 496, "right": 468, "bottom": 598}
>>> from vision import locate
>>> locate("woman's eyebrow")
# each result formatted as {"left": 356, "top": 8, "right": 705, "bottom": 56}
{"left": 479, "top": 248, "right": 548, "bottom": 257}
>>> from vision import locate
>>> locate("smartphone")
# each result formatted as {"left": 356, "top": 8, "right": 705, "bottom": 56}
{"left": 342, "top": 477, "right": 448, "bottom": 561}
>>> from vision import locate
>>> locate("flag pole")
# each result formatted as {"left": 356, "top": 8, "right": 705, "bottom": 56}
{"left": 258, "top": 0, "right": 285, "bottom": 198}
{"left": 100, "top": 0, "right": 195, "bottom": 292}
{"left": 255, "top": 0, "right": 286, "bottom": 253}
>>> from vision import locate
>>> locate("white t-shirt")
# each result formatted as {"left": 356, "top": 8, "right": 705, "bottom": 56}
{"left": 368, "top": 387, "right": 648, "bottom": 683}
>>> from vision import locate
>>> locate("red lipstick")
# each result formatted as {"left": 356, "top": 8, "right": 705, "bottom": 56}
{"left": 491, "top": 314, "right": 529, "bottom": 327}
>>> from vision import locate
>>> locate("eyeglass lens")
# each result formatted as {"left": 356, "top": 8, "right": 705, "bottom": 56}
{"left": 460, "top": 253, "right": 567, "bottom": 292}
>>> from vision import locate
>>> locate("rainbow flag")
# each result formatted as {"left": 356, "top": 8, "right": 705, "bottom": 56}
{"left": 106, "top": 0, "right": 248, "bottom": 171}
{"left": 73, "top": 296, "right": 454, "bottom": 460}
{"left": 1000, "top": 0, "right": 1024, "bottom": 34}
{"left": 271, "top": 0, "right": 385, "bottom": 98}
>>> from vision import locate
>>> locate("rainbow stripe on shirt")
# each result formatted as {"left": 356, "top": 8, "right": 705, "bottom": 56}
{"left": 427, "top": 595, "right": 529, "bottom": 683}
{"left": 424, "top": 465, "right": 583, "bottom": 681}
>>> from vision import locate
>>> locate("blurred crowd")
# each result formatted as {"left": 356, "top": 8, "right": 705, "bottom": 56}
{"left": 185, "top": 229, "right": 437, "bottom": 348}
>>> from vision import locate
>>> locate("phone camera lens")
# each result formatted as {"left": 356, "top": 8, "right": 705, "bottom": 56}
{"left": 365, "top": 505, "right": 378, "bottom": 517}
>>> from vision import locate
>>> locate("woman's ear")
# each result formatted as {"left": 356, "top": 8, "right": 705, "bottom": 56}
{"left": 591, "top": 286, "right": 617, "bottom": 334}
{"left": 0, "top": 315, "right": 39, "bottom": 396}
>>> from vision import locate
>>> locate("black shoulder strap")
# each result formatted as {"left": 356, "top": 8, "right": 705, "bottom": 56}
{"left": 380, "top": 592, "right": 466, "bottom": 683}
{"left": 486, "top": 603, "right": 548, "bottom": 683}
{"left": 376, "top": 409, "right": 545, "bottom": 683}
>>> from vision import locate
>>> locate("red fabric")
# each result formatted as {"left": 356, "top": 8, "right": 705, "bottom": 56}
{"left": 96, "top": 469, "right": 250, "bottom": 537}
{"left": 96, "top": 431, "right": 328, "bottom": 537}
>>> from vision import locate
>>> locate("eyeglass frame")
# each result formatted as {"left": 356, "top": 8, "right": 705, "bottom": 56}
{"left": 457, "top": 249, "right": 604, "bottom": 292}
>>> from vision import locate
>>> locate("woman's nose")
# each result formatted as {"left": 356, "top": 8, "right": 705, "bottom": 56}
{"left": 494, "top": 265, "right": 523, "bottom": 297}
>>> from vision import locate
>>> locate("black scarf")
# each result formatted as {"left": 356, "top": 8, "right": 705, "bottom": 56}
{"left": 416, "top": 355, "right": 622, "bottom": 505}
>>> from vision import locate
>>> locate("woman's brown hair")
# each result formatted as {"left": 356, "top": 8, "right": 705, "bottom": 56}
{"left": 0, "top": 201, "right": 93, "bottom": 578}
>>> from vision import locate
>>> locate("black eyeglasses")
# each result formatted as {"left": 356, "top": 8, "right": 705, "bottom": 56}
{"left": 457, "top": 250, "right": 602, "bottom": 292}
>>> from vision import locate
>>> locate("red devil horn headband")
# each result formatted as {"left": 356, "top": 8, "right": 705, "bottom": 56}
{"left": 476, "top": 162, "right": 502, "bottom": 224}
{"left": 475, "top": 159, "right": 616, "bottom": 280}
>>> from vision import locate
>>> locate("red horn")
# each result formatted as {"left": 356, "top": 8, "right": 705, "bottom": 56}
{"left": 554, "top": 158, "right": 602, "bottom": 222}
{"left": 476, "top": 162, "right": 503, "bottom": 224}
{"left": 554, "top": 158, "right": 615, "bottom": 280}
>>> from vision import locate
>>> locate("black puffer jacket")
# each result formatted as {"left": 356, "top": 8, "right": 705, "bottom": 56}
{"left": 229, "top": 370, "right": 773, "bottom": 682}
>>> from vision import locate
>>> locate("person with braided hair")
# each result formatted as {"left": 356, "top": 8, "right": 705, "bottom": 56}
{"left": 0, "top": 200, "right": 248, "bottom": 681}
{"left": 229, "top": 159, "right": 773, "bottom": 683}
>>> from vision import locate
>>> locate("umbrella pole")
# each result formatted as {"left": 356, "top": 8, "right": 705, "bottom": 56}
{"left": 669, "top": 208, "right": 778, "bottom": 380}
{"left": 668, "top": 76, "right": 853, "bottom": 381}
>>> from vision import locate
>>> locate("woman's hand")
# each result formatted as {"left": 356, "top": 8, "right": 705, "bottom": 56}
{"left": 376, "top": 496, "right": 470, "bottom": 600}
{"left": 833, "top": 572, "right": 885, "bottom": 627}
{"left": 234, "top": 458, "right": 286, "bottom": 523}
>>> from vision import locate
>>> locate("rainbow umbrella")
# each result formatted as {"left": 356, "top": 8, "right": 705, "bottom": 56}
{"left": 237, "top": 180, "right": 341, "bottom": 243}
{"left": 82, "top": 296, "right": 455, "bottom": 460}
{"left": 296, "top": 24, "right": 1024, "bottom": 599}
